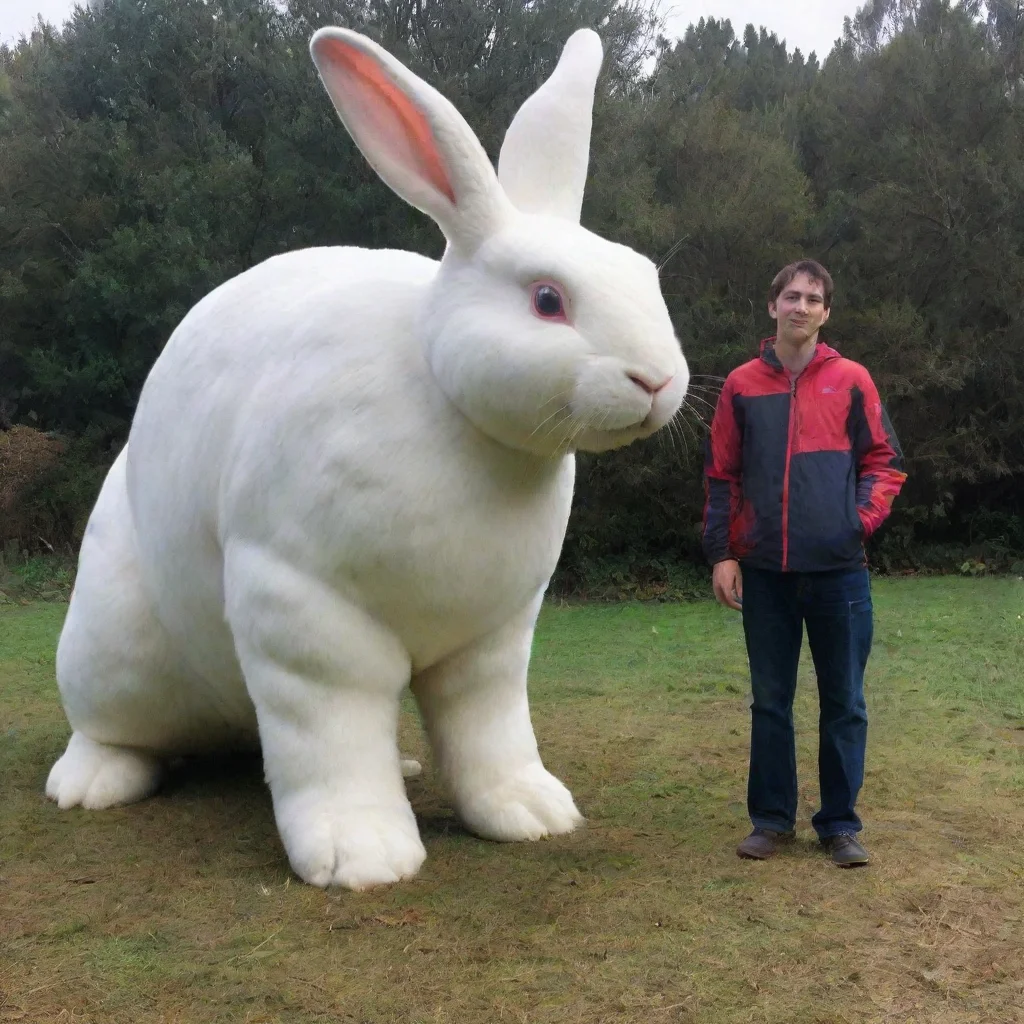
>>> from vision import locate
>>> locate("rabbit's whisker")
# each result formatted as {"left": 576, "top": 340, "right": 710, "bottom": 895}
{"left": 529, "top": 403, "right": 571, "bottom": 442}
{"left": 683, "top": 393, "right": 718, "bottom": 416}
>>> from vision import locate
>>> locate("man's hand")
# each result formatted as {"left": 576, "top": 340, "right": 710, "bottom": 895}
{"left": 712, "top": 559, "right": 743, "bottom": 611}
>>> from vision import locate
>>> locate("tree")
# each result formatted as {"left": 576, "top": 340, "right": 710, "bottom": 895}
{"left": 2, "top": 0, "right": 1023, "bottom": 571}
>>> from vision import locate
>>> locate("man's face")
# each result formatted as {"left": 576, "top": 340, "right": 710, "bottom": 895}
{"left": 768, "top": 272, "right": 830, "bottom": 344}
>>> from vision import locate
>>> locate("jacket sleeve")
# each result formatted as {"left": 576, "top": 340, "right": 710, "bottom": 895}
{"left": 853, "top": 372, "right": 907, "bottom": 539}
{"left": 702, "top": 376, "right": 743, "bottom": 564}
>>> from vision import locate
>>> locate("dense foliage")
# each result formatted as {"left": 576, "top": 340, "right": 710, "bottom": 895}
{"left": 2, "top": 0, "right": 1023, "bottom": 590}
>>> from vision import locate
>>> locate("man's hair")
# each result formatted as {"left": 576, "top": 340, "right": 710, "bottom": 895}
{"left": 768, "top": 260, "right": 834, "bottom": 309}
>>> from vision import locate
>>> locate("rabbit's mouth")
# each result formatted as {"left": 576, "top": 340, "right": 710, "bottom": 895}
{"left": 560, "top": 367, "right": 686, "bottom": 452}
{"left": 568, "top": 404, "right": 680, "bottom": 453}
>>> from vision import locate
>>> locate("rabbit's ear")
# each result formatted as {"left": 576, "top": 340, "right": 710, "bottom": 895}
{"left": 310, "top": 28, "right": 511, "bottom": 253}
{"left": 497, "top": 29, "right": 603, "bottom": 223}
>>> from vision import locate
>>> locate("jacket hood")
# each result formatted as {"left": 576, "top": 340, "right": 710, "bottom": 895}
{"left": 759, "top": 337, "right": 841, "bottom": 372}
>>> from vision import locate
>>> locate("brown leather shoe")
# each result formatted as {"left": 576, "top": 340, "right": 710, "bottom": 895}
{"left": 736, "top": 827, "right": 796, "bottom": 860}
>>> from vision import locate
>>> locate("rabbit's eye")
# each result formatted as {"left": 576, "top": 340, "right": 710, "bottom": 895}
{"left": 532, "top": 283, "right": 566, "bottom": 321}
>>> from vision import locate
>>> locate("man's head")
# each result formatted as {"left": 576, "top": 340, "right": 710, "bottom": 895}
{"left": 768, "top": 260, "right": 833, "bottom": 310}
{"left": 768, "top": 260, "right": 832, "bottom": 347}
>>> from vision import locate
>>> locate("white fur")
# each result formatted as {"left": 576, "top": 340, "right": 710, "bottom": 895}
{"left": 498, "top": 29, "right": 603, "bottom": 220}
{"left": 47, "top": 27, "right": 688, "bottom": 889}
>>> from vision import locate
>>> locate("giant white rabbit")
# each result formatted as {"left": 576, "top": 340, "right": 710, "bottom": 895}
{"left": 46, "top": 25, "right": 689, "bottom": 889}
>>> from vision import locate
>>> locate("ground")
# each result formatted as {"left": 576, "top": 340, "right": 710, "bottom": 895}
{"left": 1, "top": 576, "right": 1022, "bottom": 1023}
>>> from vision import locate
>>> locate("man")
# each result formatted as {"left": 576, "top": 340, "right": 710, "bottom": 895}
{"left": 703, "top": 260, "right": 906, "bottom": 867}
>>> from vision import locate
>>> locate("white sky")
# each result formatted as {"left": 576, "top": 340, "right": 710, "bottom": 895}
{"left": 3, "top": 1, "right": 860, "bottom": 59}
{"left": 661, "top": 3, "right": 857, "bottom": 60}
{"left": 2, "top": 0, "right": 85, "bottom": 44}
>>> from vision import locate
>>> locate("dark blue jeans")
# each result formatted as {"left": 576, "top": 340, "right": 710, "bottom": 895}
{"left": 741, "top": 565, "right": 873, "bottom": 839}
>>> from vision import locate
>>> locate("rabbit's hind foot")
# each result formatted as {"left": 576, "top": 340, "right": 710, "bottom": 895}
{"left": 46, "top": 731, "right": 163, "bottom": 810}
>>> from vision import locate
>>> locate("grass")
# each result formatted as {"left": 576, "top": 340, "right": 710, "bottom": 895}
{"left": 0, "top": 553, "right": 76, "bottom": 604}
{"left": 1, "top": 576, "right": 1023, "bottom": 1024}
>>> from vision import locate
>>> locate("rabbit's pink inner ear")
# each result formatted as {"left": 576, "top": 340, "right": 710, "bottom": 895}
{"left": 318, "top": 37, "right": 456, "bottom": 205}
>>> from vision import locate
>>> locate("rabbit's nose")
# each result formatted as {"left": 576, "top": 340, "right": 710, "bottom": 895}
{"left": 628, "top": 372, "right": 673, "bottom": 396}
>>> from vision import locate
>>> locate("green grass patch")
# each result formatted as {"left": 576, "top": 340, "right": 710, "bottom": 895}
{"left": 2, "top": 577, "right": 1023, "bottom": 1023}
{"left": 0, "top": 553, "right": 77, "bottom": 603}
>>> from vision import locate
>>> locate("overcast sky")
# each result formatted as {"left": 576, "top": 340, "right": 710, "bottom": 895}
{"left": 661, "top": 3, "right": 856, "bottom": 59}
{"left": 3, "top": 1, "right": 859, "bottom": 59}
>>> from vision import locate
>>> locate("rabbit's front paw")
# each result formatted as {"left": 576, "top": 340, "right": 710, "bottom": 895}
{"left": 276, "top": 794, "right": 427, "bottom": 889}
{"left": 46, "top": 732, "right": 163, "bottom": 809}
{"left": 456, "top": 763, "right": 584, "bottom": 842}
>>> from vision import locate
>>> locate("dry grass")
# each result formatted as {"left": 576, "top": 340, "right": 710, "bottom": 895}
{"left": 0, "top": 427, "right": 66, "bottom": 548}
{"left": 1, "top": 577, "right": 1022, "bottom": 1023}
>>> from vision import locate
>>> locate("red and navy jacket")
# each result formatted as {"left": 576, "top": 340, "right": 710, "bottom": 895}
{"left": 703, "top": 339, "right": 907, "bottom": 573}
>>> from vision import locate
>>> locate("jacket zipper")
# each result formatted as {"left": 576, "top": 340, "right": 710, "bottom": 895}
{"left": 781, "top": 374, "right": 798, "bottom": 571}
